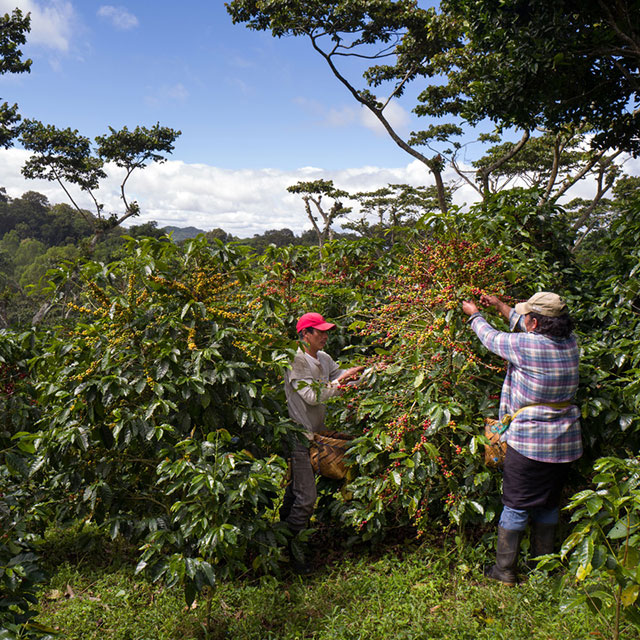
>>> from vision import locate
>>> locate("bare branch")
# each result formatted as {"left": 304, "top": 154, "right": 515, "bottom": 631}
{"left": 550, "top": 150, "right": 610, "bottom": 203}
{"left": 540, "top": 134, "right": 562, "bottom": 204}
{"left": 450, "top": 157, "right": 482, "bottom": 195}
{"left": 308, "top": 32, "right": 449, "bottom": 213}
{"left": 476, "top": 130, "right": 530, "bottom": 195}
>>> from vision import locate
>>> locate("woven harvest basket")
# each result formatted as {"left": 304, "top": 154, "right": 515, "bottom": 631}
{"left": 310, "top": 431, "right": 354, "bottom": 480}
{"left": 484, "top": 418, "right": 507, "bottom": 468}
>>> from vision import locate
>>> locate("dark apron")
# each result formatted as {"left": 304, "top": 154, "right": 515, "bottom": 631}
{"left": 502, "top": 445, "right": 571, "bottom": 510}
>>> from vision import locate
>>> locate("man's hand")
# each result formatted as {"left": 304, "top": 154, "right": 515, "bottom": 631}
{"left": 480, "top": 294, "right": 501, "bottom": 308}
{"left": 462, "top": 300, "right": 480, "bottom": 316}
{"left": 479, "top": 294, "right": 513, "bottom": 321}
{"left": 337, "top": 366, "right": 365, "bottom": 383}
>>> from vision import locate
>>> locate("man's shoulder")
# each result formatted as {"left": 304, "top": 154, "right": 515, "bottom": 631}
{"left": 518, "top": 331, "right": 579, "bottom": 355}
{"left": 316, "top": 350, "right": 337, "bottom": 365}
{"left": 288, "top": 349, "right": 310, "bottom": 375}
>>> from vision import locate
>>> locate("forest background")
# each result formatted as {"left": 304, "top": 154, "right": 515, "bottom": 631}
{"left": 1, "top": 1, "right": 640, "bottom": 639}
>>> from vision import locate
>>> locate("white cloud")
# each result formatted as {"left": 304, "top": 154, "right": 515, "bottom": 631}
{"left": 360, "top": 100, "right": 411, "bottom": 137}
{"left": 0, "top": 149, "right": 436, "bottom": 236}
{"left": 145, "top": 83, "right": 189, "bottom": 107}
{"left": 294, "top": 97, "right": 412, "bottom": 136}
{"left": 324, "top": 106, "right": 357, "bottom": 128}
{"left": 0, "top": 0, "right": 75, "bottom": 51}
{"left": 97, "top": 5, "right": 138, "bottom": 30}
{"left": 1, "top": 149, "right": 637, "bottom": 239}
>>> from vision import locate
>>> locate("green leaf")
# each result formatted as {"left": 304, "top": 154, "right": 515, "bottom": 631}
{"left": 620, "top": 415, "right": 634, "bottom": 431}
{"left": 609, "top": 517, "right": 639, "bottom": 540}
{"left": 184, "top": 581, "right": 197, "bottom": 607}
{"left": 469, "top": 501, "right": 484, "bottom": 515}
{"left": 621, "top": 584, "right": 639, "bottom": 606}
{"left": 135, "top": 560, "right": 147, "bottom": 574}
{"left": 576, "top": 562, "right": 592, "bottom": 581}
{"left": 586, "top": 496, "right": 603, "bottom": 517}
{"left": 5, "top": 452, "right": 29, "bottom": 478}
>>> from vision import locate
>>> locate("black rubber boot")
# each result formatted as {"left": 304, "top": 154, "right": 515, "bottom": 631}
{"left": 287, "top": 533, "right": 313, "bottom": 576}
{"left": 485, "top": 526, "right": 523, "bottom": 586}
{"left": 528, "top": 522, "right": 556, "bottom": 569}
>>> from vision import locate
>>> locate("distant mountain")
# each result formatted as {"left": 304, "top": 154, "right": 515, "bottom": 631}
{"left": 162, "top": 225, "right": 206, "bottom": 242}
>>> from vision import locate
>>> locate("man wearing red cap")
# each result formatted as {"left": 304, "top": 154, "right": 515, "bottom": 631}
{"left": 281, "top": 312, "right": 363, "bottom": 573}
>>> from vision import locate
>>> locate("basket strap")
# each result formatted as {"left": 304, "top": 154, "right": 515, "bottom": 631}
{"left": 495, "top": 401, "right": 574, "bottom": 434}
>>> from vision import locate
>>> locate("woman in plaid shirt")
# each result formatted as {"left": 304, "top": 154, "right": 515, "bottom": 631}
{"left": 462, "top": 292, "right": 581, "bottom": 586}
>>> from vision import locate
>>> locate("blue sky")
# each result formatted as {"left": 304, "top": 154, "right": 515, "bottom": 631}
{"left": 2, "top": 1, "right": 426, "bottom": 167}
{"left": 0, "top": 1, "right": 636, "bottom": 237}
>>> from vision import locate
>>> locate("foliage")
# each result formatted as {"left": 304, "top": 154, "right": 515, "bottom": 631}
{"left": 1, "top": 181, "right": 640, "bottom": 628}
{"left": 345, "top": 183, "right": 449, "bottom": 245}
{"left": 0, "top": 192, "right": 93, "bottom": 245}
{"left": 0, "top": 8, "right": 32, "bottom": 148}
{"left": 569, "top": 187, "right": 640, "bottom": 457}
{"left": 541, "top": 457, "right": 640, "bottom": 640}
{"left": 28, "top": 236, "right": 295, "bottom": 602}
{"left": 0, "top": 190, "right": 175, "bottom": 328}
{"left": 19, "top": 121, "right": 181, "bottom": 244}
{"left": 472, "top": 130, "right": 621, "bottom": 199}
{"left": 0, "top": 329, "right": 49, "bottom": 639}
{"left": 440, "top": 0, "right": 640, "bottom": 154}
{"left": 333, "top": 235, "right": 512, "bottom": 538}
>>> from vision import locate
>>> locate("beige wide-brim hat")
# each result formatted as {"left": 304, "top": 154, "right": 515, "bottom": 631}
{"left": 514, "top": 292, "right": 568, "bottom": 317}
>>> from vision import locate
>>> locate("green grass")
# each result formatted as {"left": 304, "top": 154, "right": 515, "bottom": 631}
{"left": 33, "top": 527, "right": 636, "bottom": 640}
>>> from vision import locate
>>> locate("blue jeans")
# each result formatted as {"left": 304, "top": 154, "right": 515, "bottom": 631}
{"left": 499, "top": 505, "right": 559, "bottom": 531}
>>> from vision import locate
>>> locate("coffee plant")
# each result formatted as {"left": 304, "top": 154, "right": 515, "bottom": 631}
{"left": 327, "top": 237, "right": 515, "bottom": 538}
{"left": 0, "top": 330, "right": 49, "bottom": 639}
{"left": 541, "top": 457, "right": 640, "bottom": 639}
{"left": 2, "top": 185, "right": 640, "bottom": 621}
{"left": 28, "top": 236, "right": 297, "bottom": 602}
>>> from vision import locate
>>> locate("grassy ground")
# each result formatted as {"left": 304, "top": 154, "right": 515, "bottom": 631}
{"left": 32, "top": 525, "right": 636, "bottom": 640}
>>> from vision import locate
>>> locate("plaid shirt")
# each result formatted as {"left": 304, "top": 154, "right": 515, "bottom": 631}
{"left": 470, "top": 310, "right": 582, "bottom": 463}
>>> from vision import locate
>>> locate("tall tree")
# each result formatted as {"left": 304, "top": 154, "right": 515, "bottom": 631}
{"left": 0, "top": 8, "right": 32, "bottom": 148}
{"left": 19, "top": 122, "right": 180, "bottom": 325}
{"left": 20, "top": 121, "right": 181, "bottom": 247}
{"left": 432, "top": 0, "right": 640, "bottom": 154}
{"left": 287, "top": 179, "right": 351, "bottom": 249}
{"left": 345, "top": 183, "right": 447, "bottom": 244}
{"left": 228, "top": 0, "right": 640, "bottom": 220}
{"left": 226, "top": 0, "right": 457, "bottom": 214}
{"left": 467, "top": 128, "right": 624, "bottom": 208}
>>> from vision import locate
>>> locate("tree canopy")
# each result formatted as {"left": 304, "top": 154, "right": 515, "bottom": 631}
{"left": 0, "top": 8, "right": 32, "bottom": 148}
{"left": 438, "top": 0, "right": 640, "bottom": 154}
{"left": 20, "top": 121, "right": 181, "bottom": 245}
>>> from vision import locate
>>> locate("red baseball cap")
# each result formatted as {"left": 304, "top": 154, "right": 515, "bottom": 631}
{"left": 296, "top": 312, "right": 336, "bottom": 333}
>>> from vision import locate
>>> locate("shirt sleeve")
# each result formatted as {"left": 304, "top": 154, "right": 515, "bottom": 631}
{"left": 469, "top": 314, "right": 523, "bottom": 366}
{"left": 327, "top": 356, "right": 342, "bottom": 383}
{"left": 509, "top": 309, "right": 526, "bottom": 332}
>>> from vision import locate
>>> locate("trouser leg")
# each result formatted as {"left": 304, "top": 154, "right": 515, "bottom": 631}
{"left": 498, "top": 505, "right": 529, "bottom": 531}
{"left": 280, "top": 443, "right": 316, "bottom": 574}
{"left": 283, "top": 442, "right": 317, "bottom": 532}
{"left": 279, "top": 475, "right": 295, "bottom": 523}
{"left": 529, "top": 507, "right": 558, "bottom": 560}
